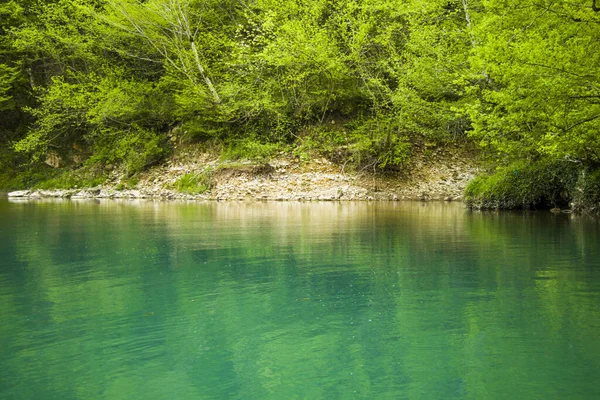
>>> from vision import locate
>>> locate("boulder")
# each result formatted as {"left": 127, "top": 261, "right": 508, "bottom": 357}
{"left": 7, "top": 190, "right": 30, "bottom": 197}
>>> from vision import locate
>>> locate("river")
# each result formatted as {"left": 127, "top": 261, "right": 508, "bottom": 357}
{"left": 1, "top": 200, "right": 599, "bottom": 399}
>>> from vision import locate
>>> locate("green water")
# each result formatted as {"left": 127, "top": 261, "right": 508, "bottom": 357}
{"left": 1, "top": 200, "right": 599, "bottom": 399}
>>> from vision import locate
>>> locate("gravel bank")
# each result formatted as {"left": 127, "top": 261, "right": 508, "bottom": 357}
{"left": 8, "top": 145, "right": 479, "bottom": 202}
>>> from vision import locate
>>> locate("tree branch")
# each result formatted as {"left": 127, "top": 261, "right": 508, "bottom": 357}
{"left": 564, "top": 114, "right": 600, "bottom": 132}
{"left": 107, "top": 0, "right": 220, "bottom": 103}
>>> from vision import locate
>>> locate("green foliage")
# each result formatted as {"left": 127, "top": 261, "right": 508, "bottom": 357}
{"left": 113, "top": 176, "right": 139, "bottom": 191}
{"left": 572, "top": 169, "right": 600, "bottom": 213}
{"left": 14, "top": 76, "right": 94, "bottom": 159}
{"left": 0, "top": 63, "right": 18, "bottom": 109}
{"left": 294, "top": 116, "right": 412, "bottom": 170}
{"left": 174, "top": 170, "right": 215, "bottom": 194}
{"left": 2, "top": 0, "right": 477, "bottom": 181}
{"left": 0, "top": 166, "right": 55, "bottom": 192}
{"left": 0, "top": 164, "right": 105, "bottom": 191}
{"left": 34, "top": 170, "right": 105, "bottom": 190}
{"left": 0, "top": 1, "right": 32, "bottom": 143}
{"left": 86, "top": 126, "right": 170, "bottom": 176}
{"left": 468, "top": 0, "right": 600, "bottom": 164}
{"left": 0, "top": 0, "right": 598, "bottom": 213}
{"left": 220, "top": 137, "right": 284, "bottom": 163}
{"left": 465, "top": 160, "right": 580, "bottom": 209}
{"left": 462, "top": 0, "right": 600, "bottom": 212}
{"left": 346, "top": 115, "right": 412, "bottom": 169}
{"left": 293, "top": 124, "right": 349, "bottom": 162}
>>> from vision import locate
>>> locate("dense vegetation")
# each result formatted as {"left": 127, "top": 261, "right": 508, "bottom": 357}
{"left": 1, "top": 0, "right": 599, "bottom": 210}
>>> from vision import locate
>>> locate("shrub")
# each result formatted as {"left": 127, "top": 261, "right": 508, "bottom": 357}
{"left": 293, "top": 124, "right": 348, "bottom": 162}
{"left": 294, "top": 117, "right": 412, "bottom": 170}
{"left": 220, "top": 137, "right": 284, "bottom": 163}
{"left": 34, "top": 170, "right": 105, "bottom": 190}
{"left": 464, "top": 160, "right": 580, "bottom": 210}
{"left": 344, "top": 114, "right": 412, "bottom": 170}
{"left": 86, "top": 126, "right": 170, "bottom": 176}
{"left": 572, "top": 169, "right": 600, "bottom": 213}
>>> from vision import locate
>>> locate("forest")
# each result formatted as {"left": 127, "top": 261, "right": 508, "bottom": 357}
{"left": 1, "top": 0, "right": 599, "bottom": 210}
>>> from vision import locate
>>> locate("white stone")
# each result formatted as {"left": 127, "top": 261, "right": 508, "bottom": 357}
{"left": 7, "top": 190, "right": 30, "bottom": 197}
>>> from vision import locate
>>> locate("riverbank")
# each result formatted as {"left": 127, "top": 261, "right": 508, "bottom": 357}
{"left": 7, "top": 144, "right": 479, "bottom": 202}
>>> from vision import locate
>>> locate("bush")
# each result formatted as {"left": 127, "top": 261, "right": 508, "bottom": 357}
{"left": 293, "top": 117, "right": 412, "bottom": 170}
{"left": 220, "top": 137, "right": 284, "bottom": 163}
{"left": 86, "top": 127, "right": 170, "bottom": 176}
{"left": 0, "top": 160, "right": 106, "bottom": 191}
{"left": 0, "top": 167, "right": 55, "bottom": 191}
{"left": 34, "top": 169, "right": 105, "bottom": 190}
{"left": 464, "top": 160, "right": 580, "bottom": 210}
{"left": 572, "top": 169, "right": 600, "bottom": 212}
{"left": 293, "top": 124, "right": 348, "bottom": 162}
{"left": 344, "top": 114, "right": 412, "bottom": 170}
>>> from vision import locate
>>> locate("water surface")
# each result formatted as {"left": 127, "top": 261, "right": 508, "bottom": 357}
{"left": 1, "top": 200, "right": 599, "bottom": 399}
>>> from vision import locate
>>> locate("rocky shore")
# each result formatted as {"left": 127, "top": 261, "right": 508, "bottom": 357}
{"left": 6, "top": 145, "right": 479, "bottom": 202}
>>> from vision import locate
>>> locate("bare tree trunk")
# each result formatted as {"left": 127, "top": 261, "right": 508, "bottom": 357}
{"left": 462, "top": 0, "right": 476, "bottom": 48}
{"left": 191, "top": 41, "right": 220, "bottom": 103}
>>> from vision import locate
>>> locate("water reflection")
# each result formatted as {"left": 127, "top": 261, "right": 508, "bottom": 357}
{"left": 0, "top": 201, "right": 599, "bottom": 399}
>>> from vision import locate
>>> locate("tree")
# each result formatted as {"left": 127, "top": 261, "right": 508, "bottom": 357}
{"left": 105, "top": 0, "right": 231, "bottom": 104}
{"left": 468, "top": 0, "right": 600, "bottom": 164}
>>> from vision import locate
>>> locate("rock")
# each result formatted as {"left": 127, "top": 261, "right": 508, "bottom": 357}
{"left": 88, "top": 186, "right": 102, "bottom": 195}
{"left": 8, "top": 190, "right": 30, "bottom": 197}
{"left": 71, "top": 191, "right": 93, "bottom": 199}
{"left": 44, "top": 151, "right": 62, "bottom": 168}
{"left": 61, "top": 190, "right": 76, "bottom": 198}
{"left": 11, "top": 145, "right": 477, "bottom": 203}
{"left": 97, "top": 189, "right": 112, "bottom": 198}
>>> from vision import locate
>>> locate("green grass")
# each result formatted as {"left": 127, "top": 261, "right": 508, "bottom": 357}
{"left": 174, "top": 169, "right": 215, "bottom": 194}
{"left": 0, "top": 165, "right": 105, "bottom": 191}
{"left": 34, "top": 172, "right": 105, "bottom": 190}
